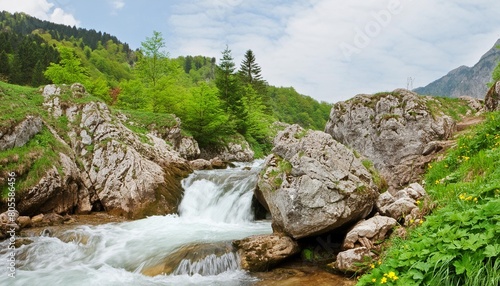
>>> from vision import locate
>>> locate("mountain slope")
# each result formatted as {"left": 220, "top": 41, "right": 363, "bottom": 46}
{"left": 414, "top": 39, "right": 500, "bottom": 98}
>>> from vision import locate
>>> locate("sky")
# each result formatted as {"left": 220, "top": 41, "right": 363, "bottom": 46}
{"left": 1, "top": 0, "right": 500, "bottom": 103}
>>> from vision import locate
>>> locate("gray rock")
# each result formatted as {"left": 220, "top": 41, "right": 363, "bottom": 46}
{"left": 458, "top": 96, "right": 484, "bottom": 113}
{"left": 376, "top": 183, "right": 427, "bottom": 221}
{"left": 200, "top": 135, "right": 254, "bottom": 162}
{"left": 325, "top": 89, "right": 456, "bottom": 190}
{"left": 190, "top": 159, "right": 213, "bottom": 170}
{"left": 485, "top": 81, "right": 500, "bottom": 111}
{"left": 233, "top": 233, "right": 300, "bottom": 272}
{"left": 342, "top": 215, "right": 397, "bottom": 250}
{"left": 0, "top": 116, "right": 43, "bottom": 151}
{"left": 334, "top": 247, "right": 375, "bottom": 273}
{"left": 17, "top": 153, "right": 90, "bottom": 215}
{"left": 257, "top": 125, "right": 378, "bottom": 239}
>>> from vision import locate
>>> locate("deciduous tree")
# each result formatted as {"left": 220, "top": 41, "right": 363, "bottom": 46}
{"left": 44, "top": 46, "right": 89, "bottom": 84}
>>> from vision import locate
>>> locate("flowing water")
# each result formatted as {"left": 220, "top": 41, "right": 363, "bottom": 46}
{"left": 0, "top": 161, "right": 272, "bottom": 286}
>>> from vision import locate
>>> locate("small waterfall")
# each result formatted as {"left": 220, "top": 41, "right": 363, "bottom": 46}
{"left": 179, "top": 161, "right": 263, "bottom": 223}
{"left": 173, "top": 252, "right": 241, "bottom": 276}
{"left": 0, "top": 160, "right": 271, "bottom": 286}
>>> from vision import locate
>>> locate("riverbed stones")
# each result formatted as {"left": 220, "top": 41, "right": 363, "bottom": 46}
{"left": 376, "top": 183, "right": 428, "bottom": 223}
{"left": 342, "top": 215, "right": 397, "bottom": 250}
{"left": 233, "top": 233, "right": 300, "bottom": 272}
{"left": 334, "top": 247, "right": 375, "bottom": 273}
{"left": 16, "top": 216, "right": 32, "bottom": 228}
{"left": 257, "top": 125, "right": 378, "bottom": 239}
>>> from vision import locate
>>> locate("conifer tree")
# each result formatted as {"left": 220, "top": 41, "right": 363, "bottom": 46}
{"left": 238, "top": 49, "right": 269, "bottom": 110}
{"left": 239, "top": 49, "right": 263, "bottom": 85}
{"left": 215, "top": 46, "right": 247, "bottom": 133}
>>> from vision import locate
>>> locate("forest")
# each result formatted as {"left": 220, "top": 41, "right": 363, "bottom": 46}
{"left": 0, "top": 11, "right": 331, "bottom": 155}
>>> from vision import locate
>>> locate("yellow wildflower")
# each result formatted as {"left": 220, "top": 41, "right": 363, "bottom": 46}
{"left": 372, "top": 278, "right": 377, "bottom": 283}
{"left": 370, "top": 263, "right": 375, "bottom": 269}
{"left": 381, "top": 277, "right": 388, "bottom": 284}
{"left": 378, "top": 260, "right": 382, "bottom": 265}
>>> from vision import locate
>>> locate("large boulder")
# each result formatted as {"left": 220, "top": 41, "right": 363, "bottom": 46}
{"left": 233, "top": 233, "right": 300, "bottom": 272}
{"left": 256, "top": 125, "right": 379, "bottom": 239}
{"left": 325, "top": 89, "right": 456, "bottom": 190}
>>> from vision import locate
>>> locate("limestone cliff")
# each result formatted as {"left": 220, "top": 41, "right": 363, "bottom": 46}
{"left": 1, "top": 84, "right": 192, "bottom": 218}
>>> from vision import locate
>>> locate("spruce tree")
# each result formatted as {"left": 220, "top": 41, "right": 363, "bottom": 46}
{"left": 215, "top": 46, "right": 247, "bottom": 133}
{"left": 239, "top": 50, "right": 263, "bottom": 84}
{"left": 215, "top": 46, "right": 239, "bottom": 112}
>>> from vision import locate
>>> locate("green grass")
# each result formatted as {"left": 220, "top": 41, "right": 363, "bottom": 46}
{"left": 0, "top": 81, "right": 44, "bottom": 133}
{"left": 357, "top": 111, "right": 500, "bottom": 286}
{"left": 426, "top": 96, "right": 472, "bottom": 121}
{"left": 0, "top": 127, "right": 67, "bottom": 198}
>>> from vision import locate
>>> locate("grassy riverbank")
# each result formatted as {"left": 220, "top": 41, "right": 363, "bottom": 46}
{"left": 358, "top": 112, "right": 500, "bottom": 286}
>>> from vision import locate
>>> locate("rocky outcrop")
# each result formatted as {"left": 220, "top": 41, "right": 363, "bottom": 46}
{"left": 6, "top": 84, "right": 192, "bottom": 219}
{"left": 485, "top": 81, "right": 500, "bottom": 111}
{"left": 0, "top": 116, "right": 43, "bottom": 151}
{"left": 17, "top": 152, "right": 90, "bottom": 215}
{"left": 233, "top": 233, "right": 300, "bottom": 272}
{"left": 257, "top": 125, "right": 379, "bottom": 239}
{"left": 325, "top": 89, "right": 456, "bottom": 190}
{"left": 122, "top": 114, "right": 200, "bottom": 160}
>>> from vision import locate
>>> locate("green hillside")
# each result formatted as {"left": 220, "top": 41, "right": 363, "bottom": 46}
{"left": 0, "top": 11, "right": 331, "bottom": 155}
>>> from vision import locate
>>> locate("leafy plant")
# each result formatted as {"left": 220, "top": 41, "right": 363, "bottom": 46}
{"left": 358, "top": 111, "right": 500, "bottom": 286}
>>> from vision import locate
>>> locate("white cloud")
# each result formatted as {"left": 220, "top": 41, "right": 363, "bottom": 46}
{"left": 166, "top": 0, "right": 500, "bottom": 103}
{"left": 109, "top": 0, "right": 125, "bottom": 15}
{"left": 0, "top": 0, "right": 80, "bottom": 26}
